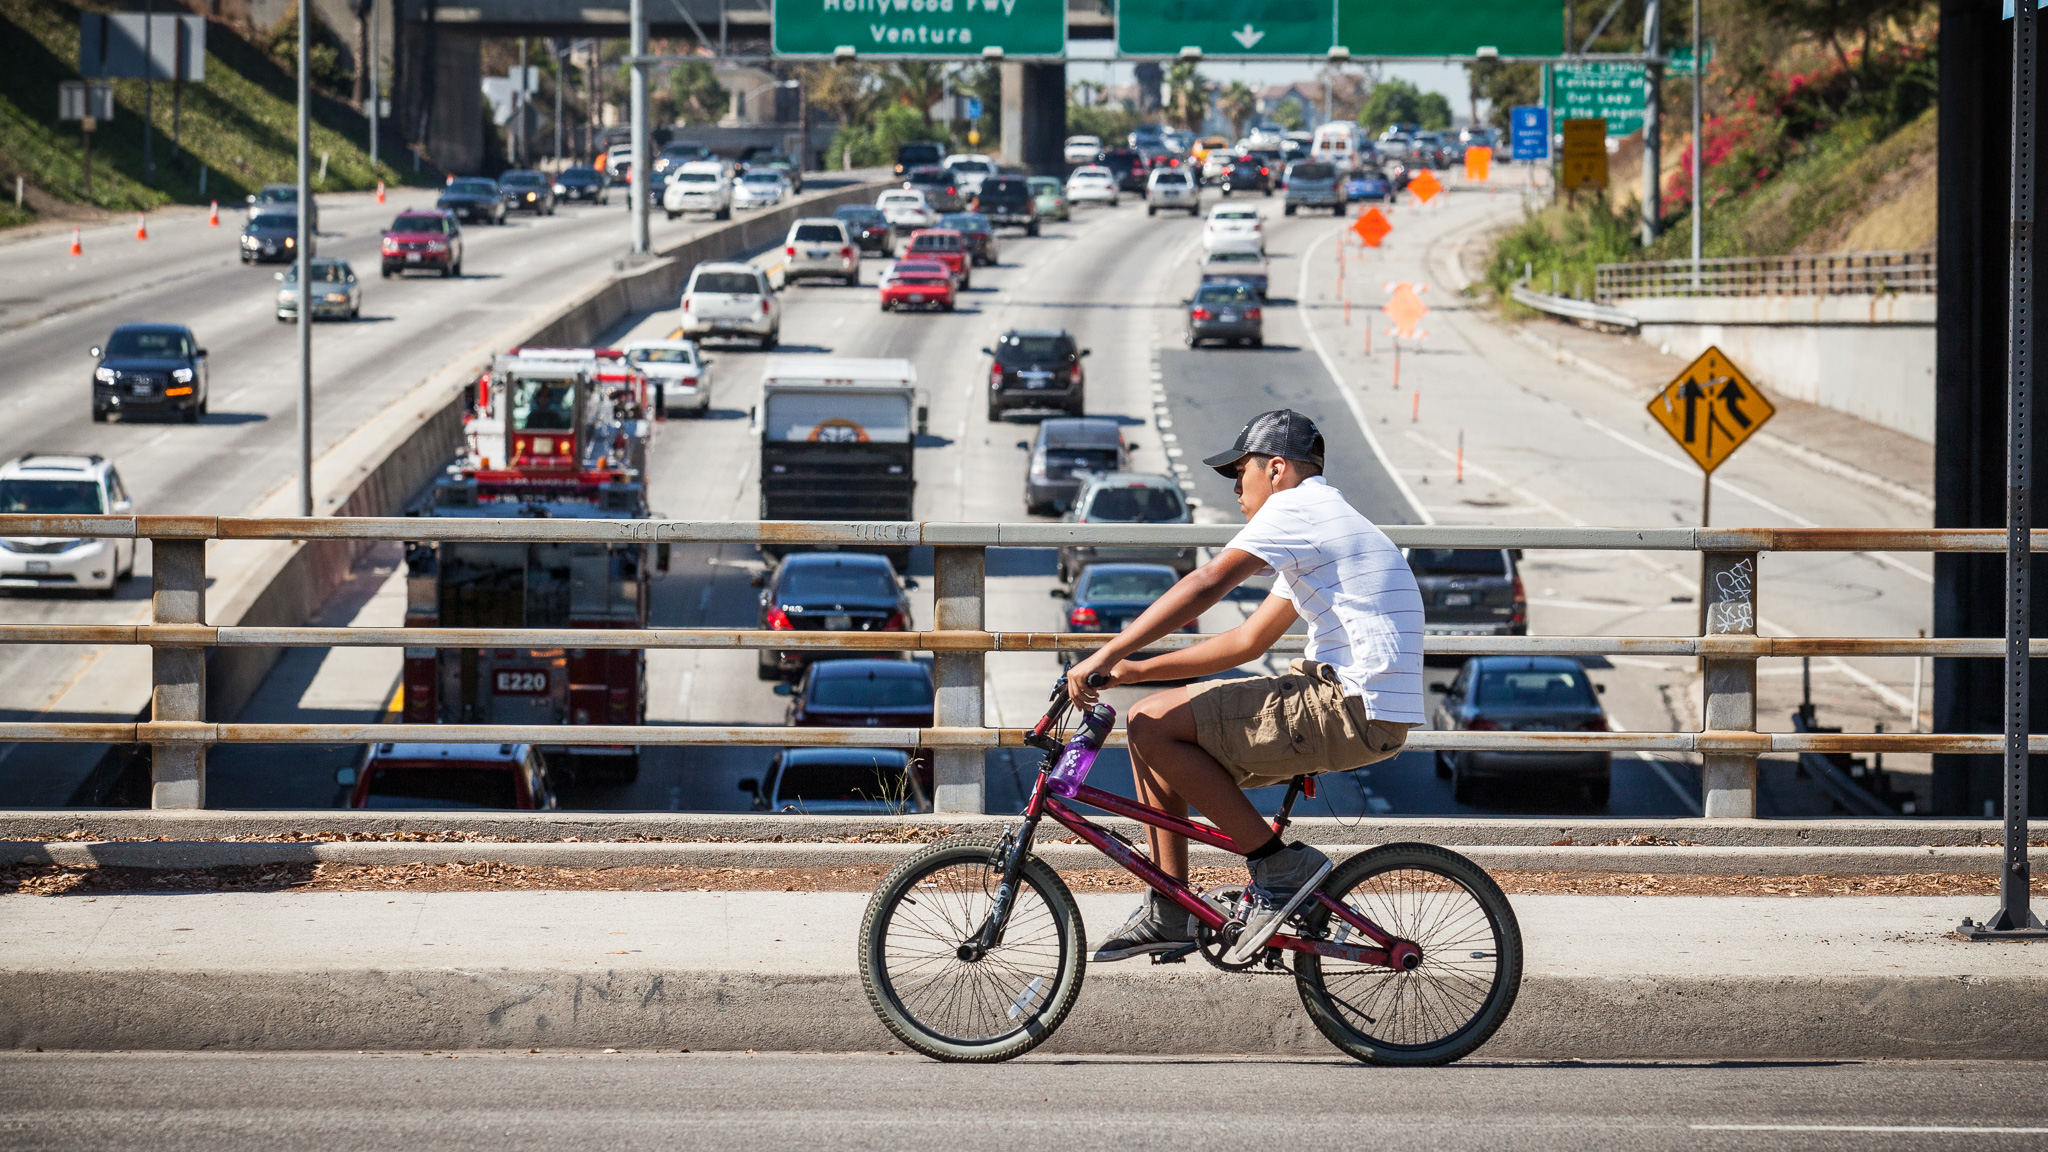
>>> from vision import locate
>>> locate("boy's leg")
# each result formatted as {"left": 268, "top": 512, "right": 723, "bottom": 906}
{"left": 1126, "top": 688, "right": 1282, "bottom": 880}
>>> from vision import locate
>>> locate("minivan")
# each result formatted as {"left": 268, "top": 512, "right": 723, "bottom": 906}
{"left": 1022, "top": 416, "right": 1128, "bottom": 514}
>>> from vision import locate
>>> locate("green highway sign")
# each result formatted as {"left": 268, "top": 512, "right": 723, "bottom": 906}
{"left": 1666, "top": 39, "right": 1716, "bottom": 76}
{"left": 1116, "top": 0, "right": 1335, "bottom": 57}
{"left": 1335, "top": 0, "right": 1562, "bottom": 57}
{"left": 1547, "top": 62, "right": 1646, "bottom": 136}
{"left": 773, "top": 0, "right": 1067, "bottom": 58}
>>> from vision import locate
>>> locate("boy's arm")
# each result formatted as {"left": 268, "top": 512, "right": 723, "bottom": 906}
{"left": 1065, "top": 548, "right": 1272, "bottom": 701}
{"left": 1114, "top": 591, "right": 1298, "bottom": 686}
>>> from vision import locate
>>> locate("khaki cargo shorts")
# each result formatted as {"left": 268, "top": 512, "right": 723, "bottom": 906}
{"left": 1186, "top": 659, "right": 1414, "bottom": 790}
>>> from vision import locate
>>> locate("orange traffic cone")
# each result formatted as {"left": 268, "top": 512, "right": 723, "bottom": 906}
{"left": 69, "top": 227, "right": 82, "bottom": 256}
{"left": 134, "top": 212, "right": 148, "bottom": 240}
{"left": 376, "top": 181, "right": 386, "bottom": 204}
{"left": 207, "top": 200, "right": 219, "bottom": 226}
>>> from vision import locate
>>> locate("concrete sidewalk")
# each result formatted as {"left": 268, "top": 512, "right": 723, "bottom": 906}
{"left": 4, "top": 887, "right": 2042, "bottom": 1058}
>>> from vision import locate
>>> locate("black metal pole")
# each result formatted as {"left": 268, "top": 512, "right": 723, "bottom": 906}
{"left": 1964, "top": 0, "right": 2046, "bottom": 941}
{"left": 143, "top": 0, "right": 155, "bottom": 183}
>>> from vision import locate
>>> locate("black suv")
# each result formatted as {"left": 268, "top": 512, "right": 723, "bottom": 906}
{"left": 973, "top": 174, "right": 1039, "bottom": 235}
{"left": 1098, "top": 147, "right": 1149, "bottom": 192}
{"left": 983, "top": 329, "right": 1088, "bottom": 420}
{"left": 91, "top": 323, "right": 209, "bottom": 423}
{"left": 894, "top": 141, "right": 944, "bottom": 177}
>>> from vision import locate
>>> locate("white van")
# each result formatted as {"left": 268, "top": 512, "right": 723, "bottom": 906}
{"left": 1311, "top": 121, "right": 1369, "bottom": 167}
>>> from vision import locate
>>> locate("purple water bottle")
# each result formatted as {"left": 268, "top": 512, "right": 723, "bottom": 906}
{"left": 1046, "top": 704, "right": 1116, "bottom": 798}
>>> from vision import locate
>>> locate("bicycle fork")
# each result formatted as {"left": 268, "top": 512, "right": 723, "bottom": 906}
{"left": 961, "top": 810, "right": 1045, "bottom": 961}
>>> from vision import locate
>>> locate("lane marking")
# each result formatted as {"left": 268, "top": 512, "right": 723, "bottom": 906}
{"left": 1693, "top": 1126, "right": 2048, "bottom": 1135}
{"left": 1296, "top": 226, "right": 1432, "bottom": 524}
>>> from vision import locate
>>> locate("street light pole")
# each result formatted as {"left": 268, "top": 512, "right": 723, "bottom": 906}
{"left": 368, "top": 0, "right": 380, "bottom": 166}
{"left": 296, "top": 0, "right": 314, "bottom": 518}
{"left": 629, "top": 0, "right": 650, "bottom": 255}
{"left": 1689, "top": 0, "right": 1701, "bottom": 287}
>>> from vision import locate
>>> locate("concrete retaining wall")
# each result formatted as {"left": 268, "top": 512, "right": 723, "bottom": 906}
{"left": 5, "top": 967, "right": 2039, "bottom": 1059}
{"left": 1618, "top": 293, "right": 1935, "bottom": 442}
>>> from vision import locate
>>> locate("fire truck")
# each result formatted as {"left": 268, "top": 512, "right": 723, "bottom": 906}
{"left": 401, "top": 347, "right": 665, "bottom": 783}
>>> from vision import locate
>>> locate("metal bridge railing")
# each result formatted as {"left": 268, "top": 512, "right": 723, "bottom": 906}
{"left": 1594, "top": 250, "right": 1938, "bottom": 302}
{"left": 0, "top": 515, "right": 2029, "bottom": 817}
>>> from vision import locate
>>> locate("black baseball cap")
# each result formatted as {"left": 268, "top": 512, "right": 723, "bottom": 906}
{"left": 1202, "top": 409, "right": 1327, "bottom": 477}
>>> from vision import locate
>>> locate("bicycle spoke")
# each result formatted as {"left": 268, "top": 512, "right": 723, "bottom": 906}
{"left": 1312, "top": 863, "right": 1507, "bottom": 1050}
{"left": 876, "top": 856, "right": 1067, "bottom": 1045}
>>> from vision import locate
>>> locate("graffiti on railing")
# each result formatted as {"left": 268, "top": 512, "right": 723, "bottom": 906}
{"left": 1708, "top": 557, "right": 1756, "bottom": 634}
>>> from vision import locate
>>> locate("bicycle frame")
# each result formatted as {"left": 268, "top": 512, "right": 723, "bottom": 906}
{"left": 1029, "top": 780, "right": 1417, "bottom": 970}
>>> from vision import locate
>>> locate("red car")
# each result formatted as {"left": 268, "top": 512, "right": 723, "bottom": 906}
{"left": 381, "top": 210, "right": 463, "bottom": 278}
{"left": 903, "top": 228, "right": 970, "bottom": 289}
{"left": 879, "top": 259, "right": 957, "bottom": 312}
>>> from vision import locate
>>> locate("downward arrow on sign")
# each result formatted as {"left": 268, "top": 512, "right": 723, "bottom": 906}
{"left": 1231, "top": 23, "right": 1265, "bottom": 49}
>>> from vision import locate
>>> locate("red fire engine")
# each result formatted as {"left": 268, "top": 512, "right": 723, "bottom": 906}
{"left": 402, "top": 347, "right": 665, "bottom": 783}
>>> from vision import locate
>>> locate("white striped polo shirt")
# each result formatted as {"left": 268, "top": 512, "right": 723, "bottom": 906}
{"left": 1223, "top": 476, "right": 1426, "bottom": 724}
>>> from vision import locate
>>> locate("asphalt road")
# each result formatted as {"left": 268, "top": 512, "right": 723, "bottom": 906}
{"left": 2, "top": 1052, "right": 2044, "bottom": 1152}
{"left": 0, "top": 175, "right": 880, "bottom": 804}
{"left": 196, "top": 188, "right": 1726, "bottom": 818}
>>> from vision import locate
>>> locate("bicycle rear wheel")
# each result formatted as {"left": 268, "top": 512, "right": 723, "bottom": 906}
{"left": 1293, "top": 842, "right": 1522, "bottom": 1066}
{"left": 858, "top": 835, "right": 1086, "bottom": 1062}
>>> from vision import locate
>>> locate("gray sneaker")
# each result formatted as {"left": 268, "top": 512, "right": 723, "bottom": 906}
{"left": 1092, "top": 892, "right": 1197, "bottom": 962}
{"left": 1223, "top": 843, "right": 1334, "bottom": 964}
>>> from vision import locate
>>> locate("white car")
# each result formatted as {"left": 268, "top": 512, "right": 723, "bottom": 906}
{"left": 663, "top": 161, "right": 732, "bottom": 220}
{"left": 783, "top": 218, "right": 860, "bottom": 286}
{"left": 622, "top": 339, "right": 712, "bottom": 417}
{"left": 732, "top": 170, "right": 791, "bottom": 210}
{"left": 1062, "top": 135, "right": 1102, "bottom": 164}
{"left": 943, "top": 153, "right": 996, "bottom": 195}
{"left": 1202, "top": 148, "right": 1239, "bottom": 183}
{"left": 0, "top": 453, "right": 136, "bottom": 596}
{"left": 1145, "top": 168, "right": 1201, "bottom": 216}
{"left": 1065, "top": 166, "right": 1120, "bottom": 206}
{"left": 1202, "top": 204, "right": 1265, "bottom": 256}
{"left": 877, "top": 188, "right": 933, "bottom": 233}
{"left": 678, "top": 262, "right": 781, "bottom": 349}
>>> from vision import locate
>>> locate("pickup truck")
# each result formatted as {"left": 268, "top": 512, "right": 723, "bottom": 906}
{"left": 972, "top": 174, "right": 1040, "bottom": 235}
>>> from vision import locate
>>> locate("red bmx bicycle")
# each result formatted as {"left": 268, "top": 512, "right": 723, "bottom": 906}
{"left": 857, "top": 676, "right": 1524, "bottom": 1064}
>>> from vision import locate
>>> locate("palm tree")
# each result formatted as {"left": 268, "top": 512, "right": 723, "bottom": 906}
{"left": 886, "top": 62, "right": 950, "bottom": 126}
{"left": 1164, "top": 60, "right": 1210, "bottom": 132}
{"left": 1217, "top": 80, "right": 1257, "bottom": 141}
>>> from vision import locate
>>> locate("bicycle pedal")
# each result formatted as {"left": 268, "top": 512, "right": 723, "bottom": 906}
{"left": 1152, "top": 944, "right": 1198, "bottom": 965}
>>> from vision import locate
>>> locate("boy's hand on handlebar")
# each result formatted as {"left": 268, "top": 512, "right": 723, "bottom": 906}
{"left": 1066, "top": 654, "right": 1129, "bottom": 704}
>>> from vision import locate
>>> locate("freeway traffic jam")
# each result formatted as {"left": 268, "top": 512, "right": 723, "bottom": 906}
{"left": 11, "top": 122, "right": 1662, "bottom": 818}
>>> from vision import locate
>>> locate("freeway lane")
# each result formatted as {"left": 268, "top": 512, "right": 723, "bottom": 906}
{"left": 209, "top": 185, "right": 1719, "bottom": 817}
{"left": 3, "top": 1052, "right": 2044, "bottom": 1152}
{"left": 0, "top": 175, "right": 883, "bottom": 805}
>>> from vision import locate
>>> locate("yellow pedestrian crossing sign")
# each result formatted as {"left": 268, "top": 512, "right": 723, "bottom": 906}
{"left": 1645, "top": 346, "right": 1774, "bottom": 473}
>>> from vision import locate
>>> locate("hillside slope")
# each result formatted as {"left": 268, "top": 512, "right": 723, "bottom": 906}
{"left": 1483, "top": 29, "right": 1936, "bottom": 304}
{"left": 0, "top": 0, "right": 411, "bottom": 228}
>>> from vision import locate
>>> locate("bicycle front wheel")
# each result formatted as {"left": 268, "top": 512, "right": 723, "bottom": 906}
{"left": 1293, "top": 842, "right": 1523, "bottom": 1066}
{"left": 858, "top": 836, "right": 1086, "bottom": 1062}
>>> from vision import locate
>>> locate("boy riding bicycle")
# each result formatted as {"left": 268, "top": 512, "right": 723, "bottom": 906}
{"left": 1065, "top": 409, "right": 1426, "bottom": 964}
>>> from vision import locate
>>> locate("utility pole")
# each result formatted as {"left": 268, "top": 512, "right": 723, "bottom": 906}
{"left": 296, "top": 0, "right": 314, "bottom": 518}
{"left": 1688, "top": 0, "right": 1702, "bottom": 284}
{"left": 1641, "top": 0, "right": 1662, "bottom": 245}
{"left": 629, "top": 0, "right": 649, "bottom": 254}
{"left": 515, "top": 36, "right": 527, "bottom": 166}
{"left": 143, "top": 0, "right": 155, "bottom": 182}
{"left": 553, "top": 39, "right": 564, "bottom": 164}
{"left": 369, "top": 0, "right": 380, "bottom": 165}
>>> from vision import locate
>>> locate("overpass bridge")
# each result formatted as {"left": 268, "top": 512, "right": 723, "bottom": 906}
{"left": 387, "top": 0, "right": 1104, "bottom": 173}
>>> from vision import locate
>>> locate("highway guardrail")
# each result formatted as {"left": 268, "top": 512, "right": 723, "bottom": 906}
{"left": 0, "top": 516, "right": 2013, "bottom": 818}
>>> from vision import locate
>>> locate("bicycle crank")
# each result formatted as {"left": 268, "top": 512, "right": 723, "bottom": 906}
{"left": 1192, "top": 884, "right": 1264, "bottom": 972}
